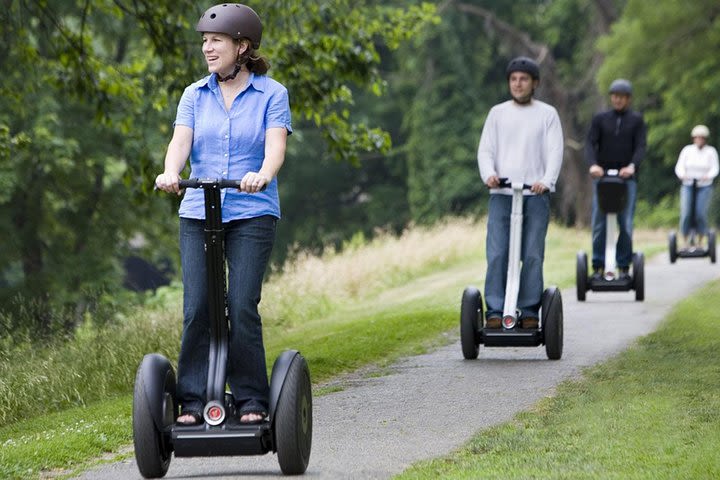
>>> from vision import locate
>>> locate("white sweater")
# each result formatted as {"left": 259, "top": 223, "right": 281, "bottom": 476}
{"left": 675, "top": 144, "right": 719, "bottom": 187}
{"left": 477, "top": 99, "right": 564, "bottom": 194}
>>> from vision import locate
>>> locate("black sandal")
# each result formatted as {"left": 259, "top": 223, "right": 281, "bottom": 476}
{"left": 176, "top": 410, "right": 203, "bottom": 426}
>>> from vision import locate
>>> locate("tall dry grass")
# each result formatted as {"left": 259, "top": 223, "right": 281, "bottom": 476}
{"left": 261, "top": 217, "right": 484, "bottom": 328}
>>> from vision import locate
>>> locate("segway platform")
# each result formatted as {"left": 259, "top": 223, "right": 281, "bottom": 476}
{"left": 460, "top": 180, "right": 563, "bottom": 361}
{"left": 172, "top": 421, "right": 272, "bottom": 457}
{"left": 668, "top": 179, "right": 717, "bottom": 264}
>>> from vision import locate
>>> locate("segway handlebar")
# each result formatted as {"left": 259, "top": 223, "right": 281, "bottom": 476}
{"left": 178, "top": 178, "right": 244, "bottom": 189}
{"left": 175, "top": 178, "right": 267, "bottom": 192}
{"left": 497, "top": 178, "right": 532, "bottom": 190}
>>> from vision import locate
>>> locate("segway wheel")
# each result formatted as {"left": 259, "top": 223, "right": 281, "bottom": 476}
{"left": 460, "top": 287, "right": 482, "bottom": 359}
{"left": 133, "top": 354, "right": 176, "bottom": 479}
{"left": 668, "top": 231, "right": 678, "bottom": 264}
{"left": 576, "top": 251, "right": 588, "bottom": 302}
{"left": 633, "top": 252, "right": 645, "bottom": 302}
{"left": 541, "top": 287, "right": 563, "bottom": 360}
{"left": 275, "top": 354, "right": 313, "bottom": 475}
{"left": 709, "top": 231, "right": 716, "bottom": 264}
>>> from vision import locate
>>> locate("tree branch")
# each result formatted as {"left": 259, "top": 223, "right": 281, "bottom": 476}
{"left": 454, "top": 2, "right": 549, "bottom": 61}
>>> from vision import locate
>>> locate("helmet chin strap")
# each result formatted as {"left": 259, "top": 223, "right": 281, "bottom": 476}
{"left": 217, "top": 64, "right": 242, "bottom": 82}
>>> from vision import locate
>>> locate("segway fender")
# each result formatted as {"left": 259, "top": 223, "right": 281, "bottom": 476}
{"left": 138, "top": 353, "right": 175, "bottom": 431}
{"left": 268, "top": 350, "right": 300, "bottom": 424}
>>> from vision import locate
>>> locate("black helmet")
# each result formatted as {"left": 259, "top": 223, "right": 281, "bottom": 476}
{"left": 196, "top": 3, "right": 262, "bottom": 49}
{"left": 506, "top": 56, "right": 540, "bottom": 80}
{"left": 609, "top": 79, "right": 632, "bottom": 95}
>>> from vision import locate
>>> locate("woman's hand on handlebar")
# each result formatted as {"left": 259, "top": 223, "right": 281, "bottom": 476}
{"left": 530, "top": 182, "right": 549, "bottom": 195}
{"left": 155, "top": 172, "right": 182, "bottom": 194}
{"left": 240, "top": 171, "right": 270, "bottom": 194}
{"left": 486, "top": 175, "right": 500, "bottom": 189}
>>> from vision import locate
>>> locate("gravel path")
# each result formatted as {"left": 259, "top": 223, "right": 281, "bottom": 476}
{"left": 77, "top": 256, "right": 717, "bottom": 479}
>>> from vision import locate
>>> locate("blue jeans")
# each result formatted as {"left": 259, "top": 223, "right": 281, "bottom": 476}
{"left": 485, "top": 193, "right": 550, "bottom": 319}
{"left": 177, "top": 215, "right": 276, "bottom": 415}
{"left": 591, "top": 179, "right": 637, "bottom": 269}
{"left": 680, "top": 184, "right": 713, "bottom": 237}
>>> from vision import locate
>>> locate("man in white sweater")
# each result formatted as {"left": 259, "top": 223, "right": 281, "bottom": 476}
{"left": 674, "top": 124, "right": 719, "bottom": 248}
{"left": 477, "top": 56, "right": 564, "bottom": 329}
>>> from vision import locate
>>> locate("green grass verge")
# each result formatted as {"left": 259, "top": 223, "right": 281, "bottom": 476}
{"left": 0, "top": 225, "right": 666, "bottom": 479}
{"left": 397, "top": 279, "right": 720, "bottom": 480}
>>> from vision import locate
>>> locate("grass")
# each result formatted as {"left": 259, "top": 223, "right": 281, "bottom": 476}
{"left": 0, "top": 219, "right": 666, "bottom": 479}
{"left": 396, "top": 279, "right": 720, "bottom": 480}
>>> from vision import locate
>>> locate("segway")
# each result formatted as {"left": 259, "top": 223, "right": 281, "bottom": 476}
{"left": 133, "top": 178, "right": 312, "bottom": 478}
{"left": 669, "top": 179, "right": 716, "bottom": 264}
{"left": 576, "top": 169, "right": 644, "bottom": 302}
{"left": 460, "top": 179, "right": 563, "bottom": 361}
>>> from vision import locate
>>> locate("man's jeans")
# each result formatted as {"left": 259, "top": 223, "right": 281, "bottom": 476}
{"left": 591, "top": 179, "right": 637, "bottom": 269}
{"left": 680, "top": 184, "right": 713, "bottom": 237}
{"left": 485, "top": 193, "right": 550, "bottom": 319}
{"left": 177, "top": 215, "right": 276, "bottom": 415}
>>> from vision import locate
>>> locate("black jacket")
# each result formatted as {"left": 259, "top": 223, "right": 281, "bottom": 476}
{"left": 585, "top": 109, "right": 647, "bottom": 173}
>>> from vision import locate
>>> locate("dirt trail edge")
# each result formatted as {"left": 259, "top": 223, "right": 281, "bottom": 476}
{"left": 77, "top": 256, "right": 717, "bottom": 479}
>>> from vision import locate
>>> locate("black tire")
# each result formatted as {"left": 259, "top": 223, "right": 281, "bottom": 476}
{"left": 668, "top": 231, "right": 678, "bottom": 264}
{"left": 541, "top": 287, "right": 563, "bottom": 360}
{"left": 576, "top": 251, "right": 588, "bottom": 302}
{"left": 709, "top": 231, "right": 716, "bottom": 264}
{"left": 133, "top": 355, "right": 176, "bottom": 479}
{"left": 460, "top": 287, "right": 482, "bottom": 359}
{"left": 633, "top": 252, "right": 645, "bottom": 302}
{"left": 275, "top": 354, "right": 313, "bottom": 475}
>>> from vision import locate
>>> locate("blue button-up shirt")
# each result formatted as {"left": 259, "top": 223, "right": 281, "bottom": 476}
{"left": 174, "top": 72, "right": 292, "bottom": 221}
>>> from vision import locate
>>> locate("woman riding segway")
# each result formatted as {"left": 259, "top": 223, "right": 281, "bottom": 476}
{"left": 140, "top": 4, "right": 311, "bottom": 478}
{"left": 670, "top": 124, "right": 719, "bottom": 260}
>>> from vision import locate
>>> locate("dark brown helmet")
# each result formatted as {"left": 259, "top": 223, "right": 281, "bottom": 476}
{"left": 196, "top": 4, "right": 262, "bottom": 49}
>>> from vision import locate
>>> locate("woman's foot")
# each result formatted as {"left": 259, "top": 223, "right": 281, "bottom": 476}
{"left": 176, "top": 411, "right": 202, "bottom": 426}
{"left": 239, "top": 411, "right": 267, "bottom": 424}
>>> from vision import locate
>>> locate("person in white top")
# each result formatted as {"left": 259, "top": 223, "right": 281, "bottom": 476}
{"left": 477, "top": 56, "right": 564, "bottom": 329}
{"left": 674, "top": 124, "right": 719, "bottom": 248}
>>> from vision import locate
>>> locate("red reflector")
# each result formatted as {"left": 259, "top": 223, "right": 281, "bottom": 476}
{"left": 208, "top": 406, "right": 222, "bottom": 420}
{"left": 502, "top": 316, "right": 516, "bottom": 329}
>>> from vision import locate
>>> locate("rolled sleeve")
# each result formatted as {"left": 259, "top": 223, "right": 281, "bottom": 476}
{"left": 266, "top": 87, "right": 292, "bottom": 135}
{"left": 174, "top": 85, "right": 195, "bottom": 129}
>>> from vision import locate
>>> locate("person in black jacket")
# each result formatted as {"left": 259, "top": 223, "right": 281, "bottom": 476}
{"left": 585, "top": 79, "right": 647, "bottom": 280}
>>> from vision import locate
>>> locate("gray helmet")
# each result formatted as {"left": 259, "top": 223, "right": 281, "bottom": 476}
{"left": 196, "top": 3, "right": 262, "bottom": 49}
{"left": 609, "top": 78, "right": 632, "bottom": 95}
{"left": 506, "top": 56, "right": 540, "bottom": 80}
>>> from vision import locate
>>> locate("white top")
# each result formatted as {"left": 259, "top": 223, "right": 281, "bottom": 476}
{"left": 477, "top": 99, "right": 564, "bottom": 195}
{"left": 675, "top": 144, "right": 719, "bottom": 187}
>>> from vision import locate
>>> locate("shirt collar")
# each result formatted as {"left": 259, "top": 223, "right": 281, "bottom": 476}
{"left": 199, "top": 72, "right": 265, "bottom": 93}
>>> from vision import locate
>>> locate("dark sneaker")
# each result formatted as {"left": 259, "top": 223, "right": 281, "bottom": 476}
{"left": 485, "top": 316, "right": 502, "bottom": 329}
{"left": 618, "top": 267, "right": 630, "bottom": 280}
{"left": 520, "top": 317, "right": 539, "bottom": 329}
{"left": 591, "top": 268, "right": 603, "bottom": 281}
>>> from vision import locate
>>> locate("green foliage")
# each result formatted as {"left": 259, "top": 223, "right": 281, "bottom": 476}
{"left": 401, "top": 7, "right": 494, "bottom": 223}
